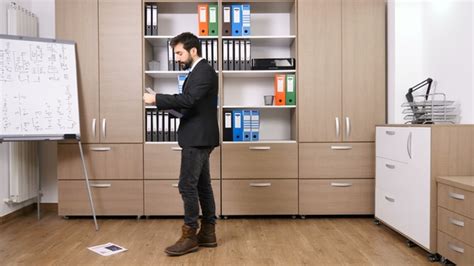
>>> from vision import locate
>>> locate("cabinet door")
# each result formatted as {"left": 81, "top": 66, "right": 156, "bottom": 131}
{"left": 56, "top": 0, "right": 99, "bottom": 143}
{"left": 99, "top": 0, "right": 143, "bottom": 143}
{"left": 298, "top": 0, "right": 342, "bottom": 142}
{"left": 342, "top": 0, "right": 386, "bottom": 141}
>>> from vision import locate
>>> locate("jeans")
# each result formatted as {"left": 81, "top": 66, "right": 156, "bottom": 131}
{"left": 178, "top": 147, "right": 216, "bottom": 229}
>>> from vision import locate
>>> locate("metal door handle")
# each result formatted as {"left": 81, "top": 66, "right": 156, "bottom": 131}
{"left": 407, "top": 132, "right": 412, "bottom": 159}
{"left": 90, "top": 147, "right": 111, "bottom": 152}
{"left": 171, "top": 183, "right": 178, "bottom": 188}
{"left": 449, "top": 218, "right": 465, "bottom": 227}
{"left": 102, "top": 118, "right": 106, "bottom": 138}
{"left": 92, "top": 118, "right": 96, "bottom": 138}
{"left": 90, "top": 183, "right": 111, "bottom": 188}
{"left": 249, "top": 183, "right": 272, "bottom": 187}
{"left": 385, "top": 130, "right": 395, "bottom": 135}
{"left": 331, "top": 182, "right": 352, "bottom": 187}
{"left": 449, "top": 192, "right": 465, "bottom": 200}
{"left": 171, "top": 147, "right": 182, "bottom": 151}
{"left": 345, "top": 117, "right": 351, "bottom": 138}
{"left": 331, "top": 145, "right": 352, "bottom": 150}
{"left": 385, "top": 164, "right": 395, "bottom": 169}
{"left": 448, "top": 243, "right": 464, "bottom": 254}
{"left": 249, "top": 146, "right": 271, "bottom": 151}
{"left": 335, "top": 117, "right": 340, "bottom": 138}
{"left": 385, "top": 196, "right": 395, "bottom": 202}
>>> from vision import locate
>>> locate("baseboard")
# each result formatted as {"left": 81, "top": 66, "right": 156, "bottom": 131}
{"left": 0, "top": 203, "right": 36, "bottom": 224}
{"left": 0, "top": 203, "right": 58, "bottom": 224}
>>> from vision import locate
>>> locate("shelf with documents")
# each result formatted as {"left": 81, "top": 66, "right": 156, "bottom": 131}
{"left": 223, "top": 105, "right": 295, "bottom": 109}
{"left": 145, "top": 35, "right": 218, "bottom": 47}
{"left": 223, "top": 140, "right": 297, "bottom": 144}
{"left": 222, "top": 35, "right": 296, "bottom": 46}
{"left": 222, "top": 70, "right": 295, "bottom": 78}
{"left": 144, "top": 70, "right": 188, "bottom": 79}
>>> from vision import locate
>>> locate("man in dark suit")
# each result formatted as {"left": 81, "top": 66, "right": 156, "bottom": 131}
{"left": 143, "top": 32, "right": 219, "bottom": 256}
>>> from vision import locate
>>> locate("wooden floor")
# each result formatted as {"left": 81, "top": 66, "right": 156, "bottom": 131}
{"left": 0, "top": 211, "right": 434, "bottom": 265}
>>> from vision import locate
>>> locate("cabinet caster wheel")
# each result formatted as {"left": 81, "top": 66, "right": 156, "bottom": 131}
{"left": 406, "top": 240, "right": 415, "bottom": 248}
{"left": 373, "top": 219, "right": 381, "bottom": 225}
{"left": 62, "top": 216, "right": 69, "bottom": 220}
{"left": 428, "top": 253, "right": 440, "bottom": 262}
{"left": 292, "top": 215, "right": 296, "bottom": 219}
{"left": 300, "top": 215, "right": 306, "bottom": 219}
{"left": 223, "top": 216, "right": 228, "bottom": 220}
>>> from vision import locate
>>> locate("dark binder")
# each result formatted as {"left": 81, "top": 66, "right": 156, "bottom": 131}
{"left": 222, "top": 5, "right": 232, "bottom": 36}
{"left": 152, "top": 4, "right": 158, "bottom": 36}
{"left": 152, "top": 109, "right": 157, "bottom": 141}
{"left": 167, "top": 39, "right": 173, "bottom": 71}
{"left": 234, "top": 40, "right": 241, "bottom": 70}
{"left": 145, "top": 4, "right": 152, "bottom": 36}
{"left": 223, "top": 110, "right": 233, "bottom": 141}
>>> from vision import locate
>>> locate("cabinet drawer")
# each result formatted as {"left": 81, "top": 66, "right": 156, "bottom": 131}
{"left": 144, "top": 144, "right": 220, "bottom": 180}
{"left": 144, "top": 180, "right": 220, "bottom": 216}
{"left": 300, "top": 143, "right": 374, "bottom": 179}
{"left": 300, "top": 179, "right": 374, "bottom": 215}
{"left": 438, "top": 184, "right": 474, "bottom": 219}
{"left": 376, "top": 127, "right": 431, "bottom": 163}
{"left": 438, "top": 207, "right": 474, "bottom": 246}
{"left": 222, "top": 179, "right": 297, "bottom": 215}
{"left": 222, "top": 143, "right": 297, "bottom": 179}
{"left": 438, "top": 231, "right": 474, "bottom": 266}
{"left": 376, "top": 157, "right": 408, "bottom": 191}
{"left": 58, "top": 144, "right": 143, "bottom": 180}
{"left": 58, "top": 180, "right": 143, "bottom": 215}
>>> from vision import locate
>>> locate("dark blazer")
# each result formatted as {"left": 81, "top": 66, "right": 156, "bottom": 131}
{"left": 155, "top": 59, "right": 219, "bottom": 148}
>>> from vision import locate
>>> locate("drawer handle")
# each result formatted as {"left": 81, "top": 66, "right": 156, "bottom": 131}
{"left": 249, "top": 182, "right": 271, "bottom": 187}
{"left": 449, "top": 218, "right": 465, "bottom": 227}
{"left": 449, "top": 192, "right": 465, "bottom": 200}
{"left": 385, "top": 196, "right": 395, "bottom": 202}
{"left": 385, "top": 130, "right": 395, "bottom": 135}
{"left": 385, "top": 164, "right": 395, "bottom": 169}
{"left": 90, "top": 147, "right": 111, "bottom": 152}
{"left": 171, "top": 183, "right": 179, "bottom": 188}
{"left": 448, "top": 243, "right": 465, "bottom": 254}
{"left": 171, "top": 147, "right": 182, "bottom": 151}
{"left": 330, "top": 145, "right": 352, "bottom": 150}
{"left": 249, "top": 146, "right": 271, "bottom": 151}
{"left": 331, "top": 182, "right": 352, "bottom": 187}
{"left": 90, "top": 183, "right": 111, "bottom": 188}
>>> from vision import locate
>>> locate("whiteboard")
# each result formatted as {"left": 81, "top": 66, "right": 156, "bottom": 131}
{"left": 0, "top": 35, "right": 80, "bottom": 140}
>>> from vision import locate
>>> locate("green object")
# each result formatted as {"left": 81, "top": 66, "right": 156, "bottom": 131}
{"left": 208, "top": 4, "right": 218, "bottom": 36}
{"left": 285, "top": 74, "right": 296, "bottom": 105}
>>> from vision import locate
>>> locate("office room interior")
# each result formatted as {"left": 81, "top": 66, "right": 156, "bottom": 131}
{"left": 1, "top": 0, "right": 474, "bottom": 264}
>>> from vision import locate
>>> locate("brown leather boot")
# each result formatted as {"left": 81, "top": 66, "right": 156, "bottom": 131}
{"left": 164, "top": 224, "right": 199, "bottom": 256}
{"left": 197, "top": 222, "right": 217, "bottom": 247}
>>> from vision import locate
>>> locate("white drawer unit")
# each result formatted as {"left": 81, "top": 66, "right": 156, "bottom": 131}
{"left": 375, "top": 125, "right": 474, "bottom": 256}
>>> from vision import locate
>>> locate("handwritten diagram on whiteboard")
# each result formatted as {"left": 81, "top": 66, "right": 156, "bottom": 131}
{"left": 0, "top": 35, "right": 80, "bottom": 139}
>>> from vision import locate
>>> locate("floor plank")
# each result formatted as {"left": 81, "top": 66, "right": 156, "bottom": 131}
{"left": 0, "top": 211, "right": 433, "bottom": 265}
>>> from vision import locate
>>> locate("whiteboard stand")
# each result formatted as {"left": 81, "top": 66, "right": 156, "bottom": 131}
{"left": 0, "top": 136, "right": 99, "bottom": 231}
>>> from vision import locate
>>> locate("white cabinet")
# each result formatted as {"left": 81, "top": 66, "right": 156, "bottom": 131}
{"left": 376, "top": 126, "right": 431, "bottom": 250}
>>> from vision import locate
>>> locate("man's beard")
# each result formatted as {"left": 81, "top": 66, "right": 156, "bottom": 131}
{"left": 181, "top": 58, "right": 193, "bottom": 70}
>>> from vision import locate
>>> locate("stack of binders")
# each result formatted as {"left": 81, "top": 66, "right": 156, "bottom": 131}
{"left": 145, "top": 109, "right": 180, "bottom": 142}
{"left": 168, "top": 39, "right": 218, "bottom": 71}
{"left": 223, "top": 109, "right": 260, "bottom": 142}
{"left": 198, "top": 3, "right": 218, "bottom": 36}
{"left": 222, "top": 39, "right": 251, "bottom": 70}
{"left": 274, "top": 74, "right": 296, "bottom": 106}
{"left": 144, "top": 3, "right": 158, "bottom": 36}
{"left": 222, "top": 4, "right": 251, "bottom": 36}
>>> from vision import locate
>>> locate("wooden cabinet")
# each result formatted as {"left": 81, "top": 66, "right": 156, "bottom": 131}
{"left": 56, "top": 0, "right": 143, "bottom": 216}
{"left": 437, "top": 176, "right": 474, "bottom": 265}
{"left": 99, "top": 0, "right": 142, "bottom": 143}
{"left": 376, "top": 126, "right": 474, "bottom": 253}
{"left": 55, "top": 0, "right": 99, "bottom": 143}
{"left": 298, "top": 0, "right": 385, "bottom": 142}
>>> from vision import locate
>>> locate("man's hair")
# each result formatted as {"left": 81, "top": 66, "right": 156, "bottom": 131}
{"left": 170, "top": 32, "right": 201, "bottom": 57}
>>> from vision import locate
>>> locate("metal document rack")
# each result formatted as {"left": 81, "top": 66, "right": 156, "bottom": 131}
{"left": 402, "top": 93, "right": 458, "bottom": 124}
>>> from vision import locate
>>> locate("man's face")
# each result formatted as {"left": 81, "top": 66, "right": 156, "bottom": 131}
{"left": 174, "top": 43, "right": 193, "bottom": 70}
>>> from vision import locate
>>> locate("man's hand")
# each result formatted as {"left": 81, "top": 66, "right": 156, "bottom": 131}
{"left": 143, "top": 93, "right": 156, "bottom": 105}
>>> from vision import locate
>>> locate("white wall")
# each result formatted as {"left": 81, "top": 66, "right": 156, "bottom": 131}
{"left": 388, "top": 0, "right": 474, "bottom": 124}
{"left": 0, "top": 0, "right": 56, "bottom": 217}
